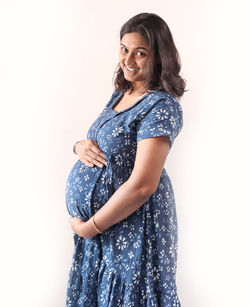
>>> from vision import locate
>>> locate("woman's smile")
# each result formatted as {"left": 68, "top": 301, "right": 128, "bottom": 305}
{"left": 119, "top": 32, "right": 151, "bottom": 87}
{"left": 124, "top": 64, "right": 139, "bottom": 74}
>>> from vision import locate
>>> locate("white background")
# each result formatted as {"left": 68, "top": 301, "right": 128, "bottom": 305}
{"left": 0, "top": 0, "right": 249, "bottom": 306}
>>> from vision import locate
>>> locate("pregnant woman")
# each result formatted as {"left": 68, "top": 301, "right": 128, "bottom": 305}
{"left": 65, "top": 12, "right": 186, "bottom": 307}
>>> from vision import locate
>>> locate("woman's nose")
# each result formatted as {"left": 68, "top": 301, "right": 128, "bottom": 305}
{"left": 125, "top": 53, "right": 136, "bottom": 66}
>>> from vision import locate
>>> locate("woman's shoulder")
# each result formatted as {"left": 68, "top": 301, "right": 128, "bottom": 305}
{"left": 143, "top": 90, "right": 182, "bottom": 113}
{"left": 151, "top": 89, "right": 180, "bottom": 104}
{"left": 110, "top": 90, "right": 121, "bottom": 98}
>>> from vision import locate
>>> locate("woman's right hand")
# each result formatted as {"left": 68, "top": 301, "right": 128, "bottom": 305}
{"left": 75, "top": 139, "right": 107, "bottom": 168}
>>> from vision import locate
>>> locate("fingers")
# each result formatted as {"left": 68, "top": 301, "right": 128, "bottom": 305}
{"left": 88, "top": 148, "right": 107, "bottom": 166}
{"left": 77, "top": 139, "right": 107, "bottom": 168}
{"left": 91, "top": 140, "right": 106, "bottom": 159}
{"left": 81, "top": 153, "right": 107, "bottom": 168}
{"left": 80, "top": 158, "right": 95, "bottom": 168}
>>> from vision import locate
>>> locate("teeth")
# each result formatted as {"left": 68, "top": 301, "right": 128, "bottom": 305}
{"left": 126, "top": 65, "right": 137, "bottom": 71}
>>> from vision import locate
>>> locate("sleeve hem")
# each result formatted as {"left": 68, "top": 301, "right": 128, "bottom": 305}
{"left": 137, "top": 133, "right": 174, "bottom": 149}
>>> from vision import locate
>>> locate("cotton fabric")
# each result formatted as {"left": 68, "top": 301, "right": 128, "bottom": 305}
{"left": 65, "top": 89, "right": 183, "bottom": 306}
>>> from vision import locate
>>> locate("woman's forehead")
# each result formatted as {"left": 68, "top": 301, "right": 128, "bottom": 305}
{"left": 121, "top": 32, "right": 149, "bottom": 48}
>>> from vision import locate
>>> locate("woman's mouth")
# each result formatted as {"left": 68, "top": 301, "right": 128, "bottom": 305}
{"left": 125, "top": 65, "right": 138, "bottom": 74}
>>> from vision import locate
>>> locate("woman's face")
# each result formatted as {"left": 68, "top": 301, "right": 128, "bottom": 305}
{"left": 119, "top": 32, "right": 155, "bottom": 88}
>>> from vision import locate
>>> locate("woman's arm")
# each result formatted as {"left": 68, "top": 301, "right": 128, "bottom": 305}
{"left": 72, "top": 135, "right": 171, "bottom": 238}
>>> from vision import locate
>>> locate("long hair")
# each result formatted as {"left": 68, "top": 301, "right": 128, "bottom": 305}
{"left": 112, "top": 13, "right": 188, "bottom": 99}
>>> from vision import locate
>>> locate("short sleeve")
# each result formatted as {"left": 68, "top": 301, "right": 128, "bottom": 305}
{"left": 136, "top": 96, "right": 183, "bottom": 149}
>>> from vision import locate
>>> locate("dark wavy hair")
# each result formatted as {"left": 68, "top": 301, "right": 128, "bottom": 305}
{"left": 112, "top": 13, "right": 188, "bottom": 99}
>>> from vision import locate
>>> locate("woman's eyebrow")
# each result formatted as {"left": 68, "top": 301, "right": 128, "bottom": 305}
{"left": 120, "top": 43, "right": 148, "bottom": 51}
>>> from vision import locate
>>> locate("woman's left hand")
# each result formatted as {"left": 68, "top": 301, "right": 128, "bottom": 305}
{"left": 68, "top": 216, "right": 86, "bottom": 237}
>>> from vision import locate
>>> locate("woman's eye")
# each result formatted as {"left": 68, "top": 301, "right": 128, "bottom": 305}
{"left": 137, "top": 51, "right": 146, "bottom": 57}
{"left": 120, "top": 47, "right": 146, "bottom": 57}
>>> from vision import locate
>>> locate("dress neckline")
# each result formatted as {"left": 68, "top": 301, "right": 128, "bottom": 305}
{"left": 110, "top": 90, "right": 155, "bottom": 114}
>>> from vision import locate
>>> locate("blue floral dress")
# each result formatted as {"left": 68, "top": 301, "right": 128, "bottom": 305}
{"left": 65, "top": 89, "right": 183, "bottom": 307}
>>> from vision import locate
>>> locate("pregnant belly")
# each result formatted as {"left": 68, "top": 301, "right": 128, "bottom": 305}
{"left": 65, "top": 155, "right": 134, "bottom": 221}
{"left": 65, "top": 159, "right": 106, "bottom": 221}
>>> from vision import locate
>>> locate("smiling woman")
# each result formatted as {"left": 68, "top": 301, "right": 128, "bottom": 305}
{"left": 114, "top": 13, "right": 186, "bottom": 99}
{"left": 118, "top": 32, "right": 156, "bottom": 94}
{"left": 65, "top": 12, "right": 187, "bottom": 307}
{"left": 119, "top": 33, "right": 151, "bottom": 81}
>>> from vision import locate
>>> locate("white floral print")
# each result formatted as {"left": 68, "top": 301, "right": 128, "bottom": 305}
{"left": 65, "top": 90, "right": 183, "bottom": 306}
